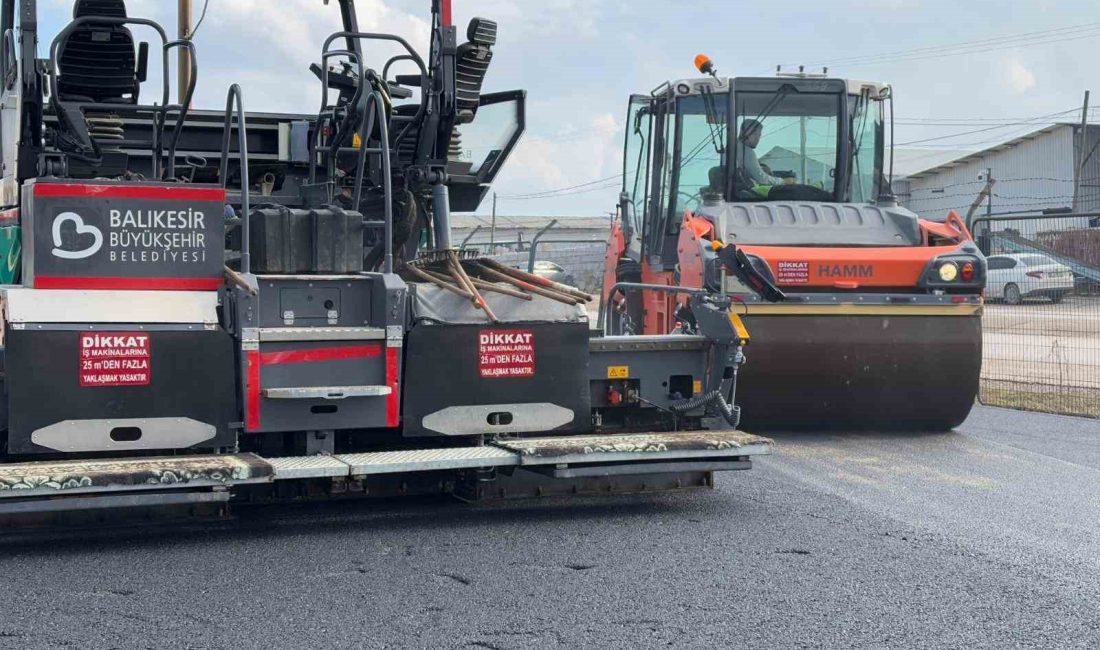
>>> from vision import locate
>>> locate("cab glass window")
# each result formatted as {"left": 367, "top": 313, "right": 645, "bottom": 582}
{"left": 671, "top": 92, "right": 728, "bottom": 217}
{"left": 732, "top": 90, "right": 841, "bottom": 200}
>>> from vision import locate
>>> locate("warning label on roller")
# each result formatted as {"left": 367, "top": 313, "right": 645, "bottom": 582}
{"left": 478, "top": 329, "right": 535, "bottom": 379}
{"left": 776, "top": 261, "right": 809, "bottom": 284}
{"left": 79, "top": 332, "right": 151, "bottom": 387}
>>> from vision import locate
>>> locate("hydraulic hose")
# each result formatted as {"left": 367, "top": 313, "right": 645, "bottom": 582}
{"left": 670, "top": 389, "right": 741, "bottom": 429}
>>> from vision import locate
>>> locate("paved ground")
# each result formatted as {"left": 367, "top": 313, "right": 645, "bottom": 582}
{"left": 2, "top": 405, "right": 1100, "bottom": 649}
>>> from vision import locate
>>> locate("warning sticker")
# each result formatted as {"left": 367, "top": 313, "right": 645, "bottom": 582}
{"left": 478, "top": 329, "right": 535, "bottom": 379}
{"left": 79, "top": 332, "right": 151, "bottom": 387}
{"left": 776, "top": 261, "right": 809, "bottom": 284}
{"left": 607, "top": 365, "right": 630, "bottom": 379}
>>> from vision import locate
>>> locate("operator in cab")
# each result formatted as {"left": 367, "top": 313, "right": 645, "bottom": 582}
{"left": 736, "top": 119, "right": 796, "bottom": 189}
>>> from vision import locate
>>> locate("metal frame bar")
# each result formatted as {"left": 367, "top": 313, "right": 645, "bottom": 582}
{"left": 598, "top": 282, "right": 710, "bottom": 335}
{"left": 220, "top": 84, "right": 251, "bottom": 273}
{"left": 47, "top": 16, "right": 196, "bottom": 178}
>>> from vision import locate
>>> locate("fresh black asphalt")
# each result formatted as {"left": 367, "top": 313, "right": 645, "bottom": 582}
{"left": 1, "top": 405, "right": 1098, "bottom": 649}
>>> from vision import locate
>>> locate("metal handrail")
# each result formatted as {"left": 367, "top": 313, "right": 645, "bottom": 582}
{"left": 320, "top": 31, "right": 429, "bottom": 157}
{"left": 48, "top": 16, "right": 193, "bottom": 179}
{"left": 310, "top": 32, "right": 424, "bottom": 275}
{"left": 598, "top": 282, "right": 710, "bottom": 335}
{"left": 2, "top": 28, "right": 16, "bottom": 90}
{"left": 355, "top": 90, "right": 395, "bottom": 274}
{"left": 219, "top": 84, "right": 251, "bottom": 274}
{"left": 310, "top": 48, "right": 365, "bottom": 192}
{"left": 162, "top": 38, "right": 197, "bottom": 179}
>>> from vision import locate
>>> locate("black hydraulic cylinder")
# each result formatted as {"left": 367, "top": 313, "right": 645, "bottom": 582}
{"left": 432, "top": 183, "right": 452, "bottom": 250}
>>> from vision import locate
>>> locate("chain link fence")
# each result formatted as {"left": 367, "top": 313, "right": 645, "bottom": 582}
{"left": 974, "top": 212, "right": 1100, "bottom": 417}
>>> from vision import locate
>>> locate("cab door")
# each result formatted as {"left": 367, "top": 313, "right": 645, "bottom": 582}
{"left": 620, "top": 95, "right": 652, "bottom": 262}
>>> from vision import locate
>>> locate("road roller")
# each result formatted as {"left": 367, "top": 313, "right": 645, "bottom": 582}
{"left": 601, "top": 60, "right": 985, "bottom": 431}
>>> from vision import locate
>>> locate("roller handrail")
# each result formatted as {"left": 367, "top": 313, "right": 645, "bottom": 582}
{"left": 219, "top": 84, "right": 251, "bottom": 275}
{"left": 599, "top": 282, "right": 711, "bottom": 335}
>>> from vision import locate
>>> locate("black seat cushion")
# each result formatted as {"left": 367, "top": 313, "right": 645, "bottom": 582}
{"left": 454, "top": 18, "right": 497, "bottom": 115}
{"left": 57, "top": 0, "right": 138, "bottom": 104}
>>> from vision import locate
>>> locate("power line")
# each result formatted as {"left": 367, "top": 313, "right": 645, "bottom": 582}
{"left": 501, "top": 173, "right": 624, "bottom": 200}
{"left": 187, "top": 0, "right": 211, "bottom": 40}
{"left": 894, "top": 107, "right": 1082, "bottom": 146}
{"left": 800, "top": 22, "right": 1100, "bottom": 66}
{"left": 795, "top": 22, "right": 1100, "bottom": 69}
{"left": 498, "top": 181, "right": 621, "bottom": 201}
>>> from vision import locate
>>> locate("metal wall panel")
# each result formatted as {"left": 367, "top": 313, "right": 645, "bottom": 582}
{"left": 902, "top": 126, "right": 1078, "bottom": 233}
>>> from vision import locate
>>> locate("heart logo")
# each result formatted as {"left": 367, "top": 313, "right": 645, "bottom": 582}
{"left": 51, "top": 211, "right": 103, "bottom": 260}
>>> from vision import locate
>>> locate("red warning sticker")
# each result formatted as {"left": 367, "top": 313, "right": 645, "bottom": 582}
{"left": 776, "top": 261, "right": 809, "bottom": 284}
{"left": 79, "top": 332, "right": 151, "bottom": 387}
{"left": 478, "top": 329, "right": 535, "bottom": 379}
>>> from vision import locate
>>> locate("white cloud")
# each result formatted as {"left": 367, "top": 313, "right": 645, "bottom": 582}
{"left": 491, "top": 111, "right": 620, "bottom": 210}
{"left": 1003, "top": 57, "right": 1037, "bottom": 93}
{"left": 456, "top": 0, "right": 606, "bottom": 39}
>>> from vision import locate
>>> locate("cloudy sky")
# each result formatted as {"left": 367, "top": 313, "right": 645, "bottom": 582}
{"left": 40, "top": 0, "right": 1100, "bottom": 215}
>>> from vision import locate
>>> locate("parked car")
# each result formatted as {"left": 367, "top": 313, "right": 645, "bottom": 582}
{"left": 985, "top": 253, "right": 1074, "bottom": 304}
{"left": 530, "top": 260, "right": 576, "bottom": 287}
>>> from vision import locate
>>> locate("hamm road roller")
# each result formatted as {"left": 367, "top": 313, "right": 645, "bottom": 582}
{"left": 602, "top": 60, "right": 986, "bottom": 431}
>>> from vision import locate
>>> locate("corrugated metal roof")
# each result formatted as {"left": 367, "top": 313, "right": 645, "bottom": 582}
{"left": 904, "top": 123, "right": 1083, "bottom": 179}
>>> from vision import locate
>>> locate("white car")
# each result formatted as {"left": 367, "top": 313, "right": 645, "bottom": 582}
{"left": 986, "top": 253, "right": 1074, "bottom": 304}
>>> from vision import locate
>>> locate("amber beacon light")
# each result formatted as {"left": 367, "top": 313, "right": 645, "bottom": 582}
{"left": 694, "top": 54, "right": 716, "bottom": 76}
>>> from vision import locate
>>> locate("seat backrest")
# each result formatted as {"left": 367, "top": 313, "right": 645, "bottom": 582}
{"left": 454, "top": 18, "right": 497, "bottom": 116}
{"left": 57, "top": 0, "right": 138, "bottom": 104}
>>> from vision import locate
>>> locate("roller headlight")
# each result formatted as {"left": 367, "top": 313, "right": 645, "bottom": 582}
{"left": 938, "top": 262, "right": 959, "bottom": 282}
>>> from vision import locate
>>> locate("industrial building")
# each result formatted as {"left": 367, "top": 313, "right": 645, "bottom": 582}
{"left": 897, "top": 123, "right": 1100, "bottom": 222}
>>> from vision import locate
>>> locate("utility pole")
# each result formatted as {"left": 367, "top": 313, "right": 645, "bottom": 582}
{"left": 966, "top": 167, "right": 994, "bottom": 232}
{"left": 178, "top": 0, "right": 192, "bottom": 105}
{"left": 986, "top": 167, "right": 994, "bottom": 221}
{"left": 490, "top": 193, "right": 497, "bottom": 247}
{"left": 1074, "top": 90, "right": 1090, "bottom": 211}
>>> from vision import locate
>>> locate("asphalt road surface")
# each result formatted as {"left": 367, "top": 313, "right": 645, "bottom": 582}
{"left": 2, "top": 406, "right": 1100, "bottom": 649}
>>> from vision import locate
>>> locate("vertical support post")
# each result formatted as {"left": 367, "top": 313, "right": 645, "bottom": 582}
{"left": 490, "top": 192, "right": 497, "bottom": 248}
{"left": 985, "top": 167, "right": 994, "bottom": 221}
{"left": 177, "top": 0, "right": 192, "bottom": 106}
{"left": 527, "top": 219, "right": 559, "bottom": 272}
{"left": 1075, "top": 90, "right": 1091, "bottom": 211}
{"left": 441, "top": 0, "right": 453, "bottom": 27}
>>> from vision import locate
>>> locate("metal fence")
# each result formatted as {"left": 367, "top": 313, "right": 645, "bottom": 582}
{"left": 973, "top": 212, "right": 1100, "bottom": 418}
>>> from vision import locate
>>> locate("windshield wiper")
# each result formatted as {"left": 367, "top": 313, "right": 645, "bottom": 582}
{"left": 701, "top": 86, "right": 726, "bottom": 155}
{"left": 743, "top": 84, "right": 795, "bottom": 140}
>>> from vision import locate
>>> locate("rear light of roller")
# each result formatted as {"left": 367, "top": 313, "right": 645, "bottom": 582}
{"left": 961, "top": 262, "right": 975, "bottom": 282}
